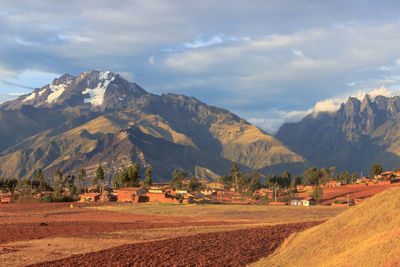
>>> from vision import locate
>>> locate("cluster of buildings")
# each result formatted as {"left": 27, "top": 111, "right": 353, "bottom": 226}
{"left": 79, "top": 183, "right": 259, "bottom": 204}
{"left": 2, "top": 169, "right": 399, "bottom": 206}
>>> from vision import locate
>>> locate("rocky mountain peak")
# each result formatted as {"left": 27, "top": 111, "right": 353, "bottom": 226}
{"left": 360, "top": 94, "right": 375, "bottom": 115}
{"left": 53, "top": 73, "right": 76, "bottom": 86}
{"left": 0, "top": 70, "right": 147, "bottom": 110}
{"left": 343, "top": 96, "right": 361, "bottom": 116}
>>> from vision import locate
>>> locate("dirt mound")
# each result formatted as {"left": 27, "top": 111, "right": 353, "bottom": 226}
{"left": 253, "top": 186, "right": 400, "bottom": 267}
{"left": 27, "top": 221, "right": 321, "bottom": 267}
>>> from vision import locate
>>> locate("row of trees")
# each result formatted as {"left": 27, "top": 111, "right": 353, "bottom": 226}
{"left": 217, "top": 164, "right": 262, "bottom": 194}
{"left": 112, "top": 163, "right": 153, "bottom": 189}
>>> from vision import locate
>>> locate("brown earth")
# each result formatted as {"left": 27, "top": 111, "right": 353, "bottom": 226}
{"left": 321, "top": 183, "right": 399, "bottom": 204}
{"left": 0, "top": 203, "right": 247, "bottom": 244}
{"left": 27, "top": 221, "right": 321, "bottom": 267}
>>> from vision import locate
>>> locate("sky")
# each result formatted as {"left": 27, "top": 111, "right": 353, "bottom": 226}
{"left": 1, "top": 0, "right": 400, "bottom": 134}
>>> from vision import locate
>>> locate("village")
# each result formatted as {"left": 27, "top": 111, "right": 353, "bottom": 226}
{"left": 76, "top": 169, "right": 400, "bottom": 207}
{"left": 1, "top": 165, "right": 400, "bottom": 207}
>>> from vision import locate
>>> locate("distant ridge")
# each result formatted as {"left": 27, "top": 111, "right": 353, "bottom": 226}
{"left": 0, "top": 70, "right": 305, "bottom": 182}
{"left": 276, "top": 94, "right": 400, "bottom": 174}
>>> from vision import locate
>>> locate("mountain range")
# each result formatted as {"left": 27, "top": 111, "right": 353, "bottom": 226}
{"left": 277, "top": 94, "right": 400, "bottom": 175}
{"left": 0, "top": 71, "right": 305, "bottom": 183}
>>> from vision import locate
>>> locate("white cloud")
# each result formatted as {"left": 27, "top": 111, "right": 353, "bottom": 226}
{"left": 312, "top": 86, "right": 397, "bottom": 113}
{"left": 291, "top": 49, "right": 304, "bottom": 57}
{"left": 312, "top": 97, "right": 345, "bottom": 113}
{"left": 250, "top": 85, "right": 400, "bottom": 134}
{"left": 249, "top": 108, "right": 312, "bottom": 134}
{"left": 7, "top": 92, "right": 24, "bottom": 96}
{"left": 183, "top": 34, "right": 224, "bottom": 49}
{"left": 118, "top": 72, "right": 135, "bottom": 82}
{"left": 148, "top": 56, "right": 155, "bottom": 65}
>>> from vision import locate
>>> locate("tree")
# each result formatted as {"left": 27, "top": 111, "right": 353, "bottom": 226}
{"left": 350, "top": 172, "right": 357, "bottom": 184}
{"left": 78, "top": 169, "right": 86, "bottom": 189}
{"left": 65, "top": 174, "right": 77, "bottom": 196}
{"left": 218, "top": 175, "right": 231, "bottom": 189}
{"left": 187, "top": 176, "right": 200, "bottom": 192}
{"left": 329, "top": 166, "right": 337, "bottom": 180}
{"left": 247, "top": 172, "right": 261, "bottom": 193}
{"left": 0, "top": 178, "right": 4, "bottom": 192}
{"left": 171, "top": 169, "right": 187, "bottom": 190}
{"left": 280, "top": 170, "right": 291, "bottom": 189}
{"left": 54, "top": 168, "right": 65, "bottom": 198}
{"left": 303, "top": 167, "right": 322, "bottom": 185}
{"left": 112, "top": 163, "right": 141, "bottom": 189}
{"left": 143, "top": 167, "right": 152, "bottom": 188}
{"left": 265, "top": 173, "right": 278, "bottom": 189}
{"left": 289, "top": 175, "right": 303, "bottom": 194}
{"left": 310, "top": 186, "right": 323, "bottom": 203}
{"left": 372, "top": 162, "right": 383, "bottom": 177}
{"left": 339, "top": 170, "right": 350, "bottom": 184}
{"left": 33, "top": 168, "right": 48, "bottom": 192}
{"left": 94, "top": 164, "right": 105, "bottom": 191}
{"left": 129, "top": 163, "right": 140, "bottom": 186}
{"left": 5, "top": 178, "right": 17, "bottom": 194}
{"left": 237, "top": 173, "right": 249, "bottom": 192}
{"left": 17, "top": 178, "right": 32, "bottom": 195}
{"left": 230, "top": 164, "right": 240, "bottom": 191}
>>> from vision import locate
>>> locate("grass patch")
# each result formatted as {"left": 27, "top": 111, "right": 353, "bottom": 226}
{"left": 91, "top": 203, "right": 346, "bottom": 223}
{"left": 252, "top": 186, "right": 400, "bottom": 267}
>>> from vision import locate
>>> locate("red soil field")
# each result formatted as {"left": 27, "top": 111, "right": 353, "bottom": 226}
{"left": 321, "top": 183, "right": 400, "bottom": 204}
{"left": 28, "top": 221, "right": 322, "bottom": 267}
{"left": 0, "top": 203, "right": 247, "bottom": 244}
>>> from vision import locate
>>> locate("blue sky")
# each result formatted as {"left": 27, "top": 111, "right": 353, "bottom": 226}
{"left": 1, "top": 0, "right": 400, "bottom": 133}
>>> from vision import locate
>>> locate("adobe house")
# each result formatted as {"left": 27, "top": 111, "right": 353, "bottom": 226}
{"left": 80, "top": 193, "right": 100, "bottom": 202}
{"left": 200, "top": 188, "right": 214, "bottom": 196}
{"left": 146, "top": 190, "right": 181, "bottom": 203}
{"left": 290, "top": 198, "right": 304, "bottom": 206}
{"left": 296, "top": 185, "right": 305, "bottom": 191}
{"left": 325, "top": 181, "right": 341, "bottom": 189}
{"left": 86, "top": 187, "right": 100, "bottom": 193}
{"left": 302, "top": 198, "right": 316, "bottom": 206}
{"left": 380, "top": 171, "right": 394, "bottom": 180}
{"left": 117, "top": 188, "right": 147, "bottom": 202}
{"left": 1, "top": 195, "right": 11, "bottom": 203}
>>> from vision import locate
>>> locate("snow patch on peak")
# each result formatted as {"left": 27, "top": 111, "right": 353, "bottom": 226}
{"left": 99, "top": 70, "right": 113, "bottom": 81}
{"left": 22, "top": 92, "right": 36, "bottom": 102}
{"left": 46, "top": 83, "right": 68, "bottom": 103}
{"left": 38, "top": 88, "right": 47, "bottom": 96}
{"left": 82, "top": 71, "right": 115, "bottom": 106}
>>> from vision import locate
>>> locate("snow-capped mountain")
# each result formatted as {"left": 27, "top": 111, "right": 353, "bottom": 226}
{"left": 1, "top": 71, "right": 146, "bottom": 110}
{"left": 0, "top": 71, "right": 305, "bottom": 182}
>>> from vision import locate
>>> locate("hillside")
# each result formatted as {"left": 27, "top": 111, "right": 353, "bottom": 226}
{"left": 253, "top": 186, "right": 400, "bottom": 266}
{"left": 0, "top": 71, "right": 305, "bottom": 182}
{"left": 276, "top": 95, "right": 400, "bottom": 173}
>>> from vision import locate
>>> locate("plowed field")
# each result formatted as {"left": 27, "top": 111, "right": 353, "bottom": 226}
{"left": 0, "top": 203, "right": 244, "bottom": 244}
{"left": 28, "top": 221, "right": 321, "bottom": 267}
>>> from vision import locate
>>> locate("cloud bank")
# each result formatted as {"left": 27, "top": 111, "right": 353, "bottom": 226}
{"left": 1, "top": 1, "right": 400, "bottom": 135}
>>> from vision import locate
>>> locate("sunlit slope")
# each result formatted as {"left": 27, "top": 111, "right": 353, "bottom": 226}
{"left": 210, "top": 120, "right": 304, "bottom": 169}
{"left": 105, "top": 111, "right": 197, "bottom": 148}
{"left": 253, "top": 186, "right": 400, "bottom": 267}
{"left": 0, "top": 116, "right": 119, "bottom": 178}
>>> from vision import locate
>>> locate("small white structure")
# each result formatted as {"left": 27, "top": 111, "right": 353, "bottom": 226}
{"left": 302, "top": 198, "right": 316, "bottom": 206}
